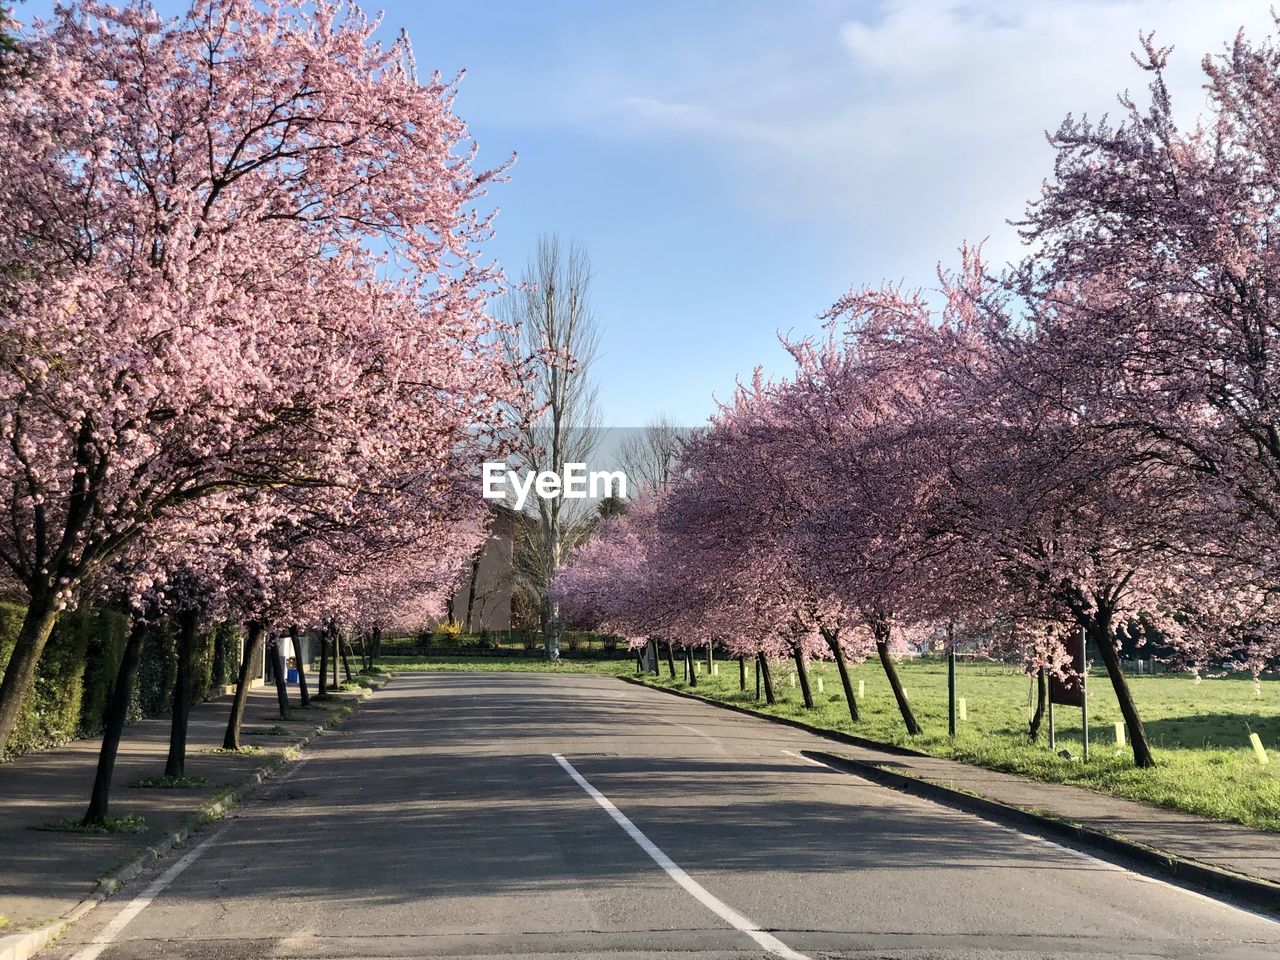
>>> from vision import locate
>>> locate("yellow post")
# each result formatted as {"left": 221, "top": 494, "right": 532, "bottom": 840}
{"left": 857, "top": 679, "right": 865, "bottom": 699}
{"left": 816, "top": 677, "right": 824, "bottom": 694}
{"left": 958, "top": 697, "right": 967, "bottom": 722}
{"left": 1250, "top": 732, "right": 1269, "bottom": 765}
{"left": 1115, "top": 721, "right": 1126, "bottom": 747}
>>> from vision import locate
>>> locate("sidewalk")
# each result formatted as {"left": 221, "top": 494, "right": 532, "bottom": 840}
{"left": 0, "top": 682, "right": 368, "bottom": 934}
{"left": 631, "top": 679, "right": 1280, "bottom": 909}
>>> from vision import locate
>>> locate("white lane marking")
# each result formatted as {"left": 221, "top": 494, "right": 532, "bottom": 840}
{"left": 795, "top": 751, "right": 1280, "bottom": 925}
{"left": 70, "top": 832, "right": 219, "bottom": 960}
{"left": 781, "top": 749, "right": 830, "bottom": 768}
{"left": 552, "top": 753, "right": 811, "bottom": 960}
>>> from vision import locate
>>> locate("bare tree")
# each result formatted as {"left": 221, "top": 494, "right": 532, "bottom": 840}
{"left": 618, "top": 415, "right": 691, "bottom": 496}
{"left": 497, "top": 236, "right": 601, "bottom": 659}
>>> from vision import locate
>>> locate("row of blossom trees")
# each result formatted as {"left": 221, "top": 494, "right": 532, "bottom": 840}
{"left": 555, "top": 22, "right": 1280, "bottom": 768}
{"left": 0, "top": 0, "right": 525, "bottom": 820}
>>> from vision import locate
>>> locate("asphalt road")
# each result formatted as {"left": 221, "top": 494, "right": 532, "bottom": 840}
{"left": 44, "top": 672, "right": 1280, "bottom": 960}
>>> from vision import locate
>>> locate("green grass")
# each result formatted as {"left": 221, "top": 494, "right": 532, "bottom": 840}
{"left": 132, "top": 774, "right": 209, "bottom": 788}
{"left": 637, "top": 657, "right": 1280, "bottom": 832}
{"left": 374, "top": 654, "right": 637, "bottom": 676}
{"left": 36, "top": 814, "right": 146, "bottom": 835}
{"left": 204, "top": 745, "right": 264, "bottom": 756}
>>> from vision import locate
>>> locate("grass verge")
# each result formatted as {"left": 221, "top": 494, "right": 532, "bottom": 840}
{"left": 35, "top": 815, "right": 146, "bottom": 835}
{"left": 132, "top": 774, "right": 209, "bottom": 789}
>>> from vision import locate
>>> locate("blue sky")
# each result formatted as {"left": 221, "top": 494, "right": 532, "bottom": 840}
{"left": 17, "top": 0, "right": 1277, "bottom": 428}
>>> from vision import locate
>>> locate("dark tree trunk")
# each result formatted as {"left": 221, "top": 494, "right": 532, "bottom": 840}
{"left": 792, "top": 645, "right": 814, "bottom": 709}
{"left": 649, "top": 638, "right": 660, "bottom": 675}
{"left": 318, "top": 623, "right": 330, "bottom": 697}
{"left": 83, "top": 619, "right": 147, "bottom": 826}
{"left": 1028, "top": 667, "right": 1047, "bottom": 741}
{"left": 340, "top": 637, "right": 354, "bottom": 683}
{"left": 664, "top": 639, "right": 676, "bottom": 678}
{"left": 331, "top": 629, "right": 339, "bottom": 688}
{"left": 821, "top": 628, "right": 860, "bottom": 722}
{"left": 739, "top": 655, "right": 746, "bottom": 691}
{"left": 1088, "top": 614, "right": 1155, "bottom": 767}
{"left": 290, "top": 625, "right": 310, "bottom": 708}
{"left": 636, "top": 647, "right": 644, "bottom": 672}
{"left": 464, "top": 551, "right": 482, "bottom": 633}
{"left": 686, "top": 647, "right": 697, "bottom": 687}
{"left": 875, "top": 633, "right": 921, "bottom": 735}
{"left": 223, "top": 621, "right": 263, "bottom": 750}
{"left": 164, "top": 609, "right": 199, "bottom": 779}
{"left": 269, "top": 636, "right": 290, "bottom": 721}
{"left": 706, "top": 642, "right": 714, "bottom": 674}
{"left": 0, "top": 589, "right": 61, "bottom": 756}
{"left": 372, "top": 626, "right": 383, "bottom": 660}
{"left": 758, "top": 653, "right": 775, "bottom": 705}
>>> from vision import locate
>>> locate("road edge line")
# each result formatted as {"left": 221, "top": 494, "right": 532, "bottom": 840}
{"left": 0, "top": 684, "right": 383, "bottom": 960}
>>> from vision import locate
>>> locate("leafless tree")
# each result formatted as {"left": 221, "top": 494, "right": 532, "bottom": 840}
{"left": 497, "top": 236, "right": 601, "bottom": 659}
{"left": 618, "top": 415, "right": 692, "bottom": 496}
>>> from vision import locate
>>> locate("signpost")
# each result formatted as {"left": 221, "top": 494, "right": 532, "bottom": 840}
{"left": 1048, "top": 627, "right": 1089, "bottom": 759}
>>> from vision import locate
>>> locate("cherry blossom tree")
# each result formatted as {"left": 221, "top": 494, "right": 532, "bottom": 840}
{"left": 1014, "top": 23, "right": 1280, "bottom": 679}
{"left": 0, "top": 0, "right": 520, "bottom": 753}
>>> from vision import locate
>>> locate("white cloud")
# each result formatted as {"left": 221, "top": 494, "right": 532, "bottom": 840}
{"left": 597, "top": 0, "right": 1276, "bottom": 272}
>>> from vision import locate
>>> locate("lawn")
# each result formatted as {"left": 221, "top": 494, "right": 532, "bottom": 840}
{"left": 636, "top": 656, "right": 1280, "bottom": 832}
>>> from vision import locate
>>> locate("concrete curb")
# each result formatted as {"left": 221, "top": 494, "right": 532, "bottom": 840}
{"left": 0, "top": 684, "right": 383, "bottom": 960}
{"left": 620, "top": 675, "right": 1280, "bottom": 916}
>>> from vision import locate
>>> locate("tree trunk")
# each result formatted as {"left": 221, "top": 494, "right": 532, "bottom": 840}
{"left": 340, "top": 637, "right": 354, "bottom": 683}
{"left": 706, "top": 642, "right": 714, "bottom": 674}
{"left": 649, "top": 638, "right": 660, "bottom": 675}
{"left": 739, "top": 655, "right": 746, "bottom": 691}
{"left": 223, "top": 621, "right": 263, "bottom": 750}
{"left": 758, "top": 653, "right": 775, "bottom": 705}
{"left": 269, "top": 635, "right": 290, "bottom": 721}
{"left": 164, "top": 609, "right": 199, "bottom": 779}
{"left": 685, "top": 647, "right": 697, "bottom": 687}
{"left": 876, "top": 635, "right": 921, "bottom": 735}
{"left": 370, "top": 626, "right": 382, "bottom": 668}
{"left": 82, "top": 619, "right": 147, "bottom": 826}
{"left": 291, "top": 625, "right": 310, "bottom": 708}
{"left": 464, "top": 551, "right": 482, "bottom": 634}
{"left": 317, "top": 623, "right": 330, "bottom": 698}
{"left": 332, "top": 629, "right": 339, "bottom": 688}
{"left": 664, "top": 639, "right": 676, "bottom": 679}
{"left": 1088, "top": 614, "right": 1155, "bottom": 767}
{"left": 1028, "top": 667, "right": 1047, "bottom": 741}
{"left": 0, "top": 590, "right": 61, "bottom": 756}
{"left": 821, "top": 629, "right": 860, "bottom": 722}
{"left": 792, "top": 645, "right": 814, "bottom": 709}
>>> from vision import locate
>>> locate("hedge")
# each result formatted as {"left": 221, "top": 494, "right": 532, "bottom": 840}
{"left": 0, "top": 602, "right": 242, "bottom": 760}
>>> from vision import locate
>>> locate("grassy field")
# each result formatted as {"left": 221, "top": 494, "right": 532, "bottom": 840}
{"left": 637, "top": 656, "right": 1280, "bottom": 832}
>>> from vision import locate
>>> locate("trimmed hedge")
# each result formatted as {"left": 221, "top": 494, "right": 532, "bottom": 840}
{"left": 0, "top": 602, "right": 242, "bottom": 760}
{"left": 0, "top": 602, "right": 129, "bottom": 757}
